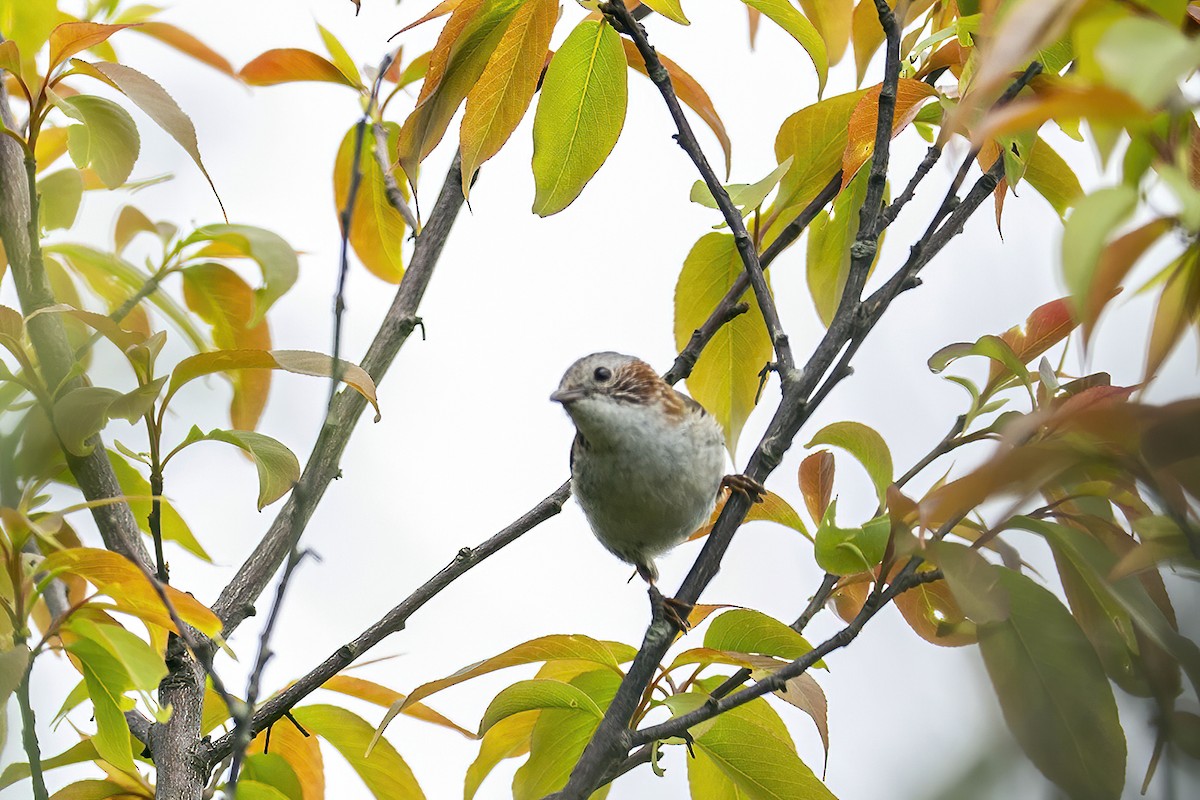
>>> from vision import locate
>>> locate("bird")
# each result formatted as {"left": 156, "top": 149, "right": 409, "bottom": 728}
{"left": 551, "top": 351, "right": 763, "bottom": 627}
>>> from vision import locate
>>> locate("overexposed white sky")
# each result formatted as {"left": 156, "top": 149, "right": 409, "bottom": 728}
{"left": 4, "top": 1, "right": 1199, "bottom": 798}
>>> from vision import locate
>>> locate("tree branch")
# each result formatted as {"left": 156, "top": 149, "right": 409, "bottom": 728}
{"left": 212, "top": 153, "right": 466, "bottom": 636}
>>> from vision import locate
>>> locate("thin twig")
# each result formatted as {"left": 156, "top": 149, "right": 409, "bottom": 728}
{"left": 602, "top": 1, "right": 796, "bottom": 374}
{"left": 373, "top": 123, "right": 418, "bottom": 231}
{"left": 882, "top": 145, "right": 941, "bottom": 228}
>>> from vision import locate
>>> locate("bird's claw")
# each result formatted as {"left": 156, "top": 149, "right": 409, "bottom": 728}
{"left": 649, "top": 585, "right": 694, "bottom": 631}
{"left": 721, "top": 473, "right": 766, "bottom": 503}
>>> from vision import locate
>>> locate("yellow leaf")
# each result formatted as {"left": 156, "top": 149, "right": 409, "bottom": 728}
{"left": 641, "top": 0, "right": 690, "bottom": 25}
{"left": 689, "top": 487, "right": 810, "bottom": 541}
{"left": 239, "top": 48, "right": 356, "bottom": 86}
{"left": 333, "top": 122, "right": 408, "bottom": 283}
{"left": 320, "top": 674, "right": 476, "bottom": 738}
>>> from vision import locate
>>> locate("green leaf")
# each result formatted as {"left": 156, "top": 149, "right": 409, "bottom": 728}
{"left": 805, "top": 164, "right": 870, "bottom": 326}
{"left": 1061, "top": 185, "right": 1137, "bottom": 307}
{"left": 317, "top": 22, "right": 361, "bottom": 86}
{"left": 690, "top": 157, "right": 794, "bottom": 219}
{"left": 165, "top": 349, "right": 380, "bottom": 423}
{"left": 673, "top": 232, "right": 772, "bottom": 456}
{"left": 291, "top": 705, "right": 425, "bottom": 800}
{"left": 805, "top": 420, "right": 893, "bottom": 506}
{"left": 465, "top": 711, "right": 538, "bottom": 800}
{"left": 1023, "top": 137, "right": 1083, "bottom": 219}
{"left": 333, "top": 122, "right": 408, "bottom": 284}
{"left": 1093, "top": 16, "right": 1200, "bottom": 109}
{"left": 52, "top": 380, "right": 165, "bottom": 457}
{"left": 640, "top": 0, "right": 690, "bottom": 25}
{"left": 0, "top": 645, "right": 30, "bottom": 707}
{"left": 704, "top": 609, "right": 821, "bottom": 665}
{"left": 64, "top": 638, "right": 134, "bottom": 772}
{"left": 977, "top": 566, "right": 1125, "bottom": 800}
{"left": 928, "top": 335, "right": 1033, "bottom": 401}
{"left": 183, "top": 224, "right": 298, "bottom": 326}
{"left": 174, "top": 426, "right": 300, "bottom": 510}
{"left": 55, "top": 94, "right": 140, "bottom": 189}
{"left": 37, "top": 168, "right": 83, "bottom": 230}
{"left": 0, "top": 738, "right": 100, "bottom": 789}
{"left": 66, "top": 616, "right": 167, "bottom": 691}
{"left": 242, "top": 753, "right": 303, "bottom": 800}
{"left": 933, "top": 541, "right": 1009, "bottom": 625}
{"left": 813, "top": 503, "right": 889, "bottom": 576}
{"left": 738, "top": 0, "right": 828, "bottom": 94}
{"left": 74, "top": 60, "right": 226, "bottom": 219}
{"left": 512, "top": 670, "right": 621, "bottom": 799}
{"left": 531, "top": 19, "right": 628, "bottom": 216}
{"left": 104, "top": 449, "right": 209, "bottom": 560}
{"left": 370, "top": 634, "right": 632, "bottom": 752}
{"left": 236, "top": 780, "right": 296, "bottom": 800}
{"left": 478, "top": 679, "right": 603, "bottom": 736}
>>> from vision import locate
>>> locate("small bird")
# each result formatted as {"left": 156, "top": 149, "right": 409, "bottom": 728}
{"left": 551, "top": 352, "right": 762, "bottom": 626}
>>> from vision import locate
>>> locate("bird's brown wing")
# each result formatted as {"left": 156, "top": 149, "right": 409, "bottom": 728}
{"left": 676, "top": 390, "right": 711, "bottom": 418}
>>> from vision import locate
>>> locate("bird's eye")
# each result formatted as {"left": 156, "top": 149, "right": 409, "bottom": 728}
{"left": 593, "top": 366, "right": 612, "bottom": 382}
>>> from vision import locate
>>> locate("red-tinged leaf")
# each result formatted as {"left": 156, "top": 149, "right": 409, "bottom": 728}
{"left": 894, "top": 569, "right": 976, "bottom": 646}
{"left": 973, "top": 81, "right": 1147, "bottom": 146}
{"left": 741, "top": 654, "right": 830, "bottom": 765}
{"left": 78, "top": 61, "right": 226, "bottom": 220}
{"left": 48, "top": 22, "right": 135, "bottom": 72}
{"left": 182, "top": 265, "right": 273, "bottom": 431}
{"left": 623, "top": 40, "right": 732, "bottom": 179}
{"left": 1146, "top": 254, "right": 1200, "bottom": 380}
{"left": 133, "top": 21, "right": 235, "bottom": 76}
{"left": 165, "top": 349, "right": 380, "bottom": 422}
{"left": 915, "top": 40, "right": 968, "bottom": 79}
{"left": 1083, "top": 218, "right": 1171, "bottom": 343}
{"left": 40, "top": 548, "right": 222, "bottom": 636}
{"left": 240, "top": 48, "right": 356, "bottom": 87}
{"left": 841, "top": 78, "right": 938, "bottom": 187}
{"left": 985, "top": 296, "right": 1078, "bottom": 396}
{"left": 747, "top": 6, "right": 761, "bottom": 48}
{"left": 398, "top": 0, "right": 522, "bottom": 182}
{"left": 799, "top": 450, "right": 835, "bottom": 524}
{"left": 460, "top": 0, "right": 558, "bottom": 193}
{"left": 689, "top": 486, "right": 810, "bottom": 541}
{"left": 398, "top": 0, "right": 464, "bottom": 35}
{"left": 0, "top": 40, "right": 21, "bottom": 83}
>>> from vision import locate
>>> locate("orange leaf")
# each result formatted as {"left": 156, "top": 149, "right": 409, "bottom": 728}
{"left": 320, "top": 675, "right": 476, "bottom": 738}
{"left": 915, "top": 40, "right": 967, "bottom": 80}
{"left": 240, "top": 48, "right": 356, "bottom": 86}
{"left": 48, "top": 22, "right": 135, "bottom": 72}
{"left": 622, "top": 39, "right": 732, "bottom": 179}
{"left": 397, "top": 0, "right": 464, "bottom": 35}
{"left": 986, "top": 296, "right": 1077, "bottom": 395}
{"left": 894, "top": 571, "right": 976, "bottom": 646}
{"left": 134, "top": 22, "right": 235, "bottom": 76}
{"left": 1083, "top": 218, "right": 1172, "bottom": 343}
{"left": 973, "top": 81, "right": 1146, "bottom": 146}
{"left": 841, "top": 78, "right": 937, "bottom": 187}
{"left": 249, "top": 716, "right": 324, "bottom": 800}
{"left": 799, "top": 450, "right": 834, "bottom": 524}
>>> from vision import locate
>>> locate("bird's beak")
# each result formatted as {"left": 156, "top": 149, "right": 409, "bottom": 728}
{"left": 550, "top": 388, "right": 586, "bottom": 404}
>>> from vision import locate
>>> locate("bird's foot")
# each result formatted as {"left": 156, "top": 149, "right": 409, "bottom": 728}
{"left": 649, "top": 585, "right": 693, "bottom": 631}
{"left": 721, "top": 473, "right": 766, "bottom": 503}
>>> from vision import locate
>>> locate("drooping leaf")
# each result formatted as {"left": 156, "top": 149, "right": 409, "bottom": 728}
{"left": 477, "top": 679, "right": 603, "bottom": 737}
{"left": 66, "top": 616, "right": 167, "bottom": 691}
{"left": 165, "top": 349, "right": 380, "bottom": 422}
{"left": 37, "top": 168, "right": 83, "bottom": 231}
{"left": 893, "top": 568, "right": 975, "bottom": 646}
{"left": 1062, "top": 185, "right": 1138, "bottom": 312}
{"left": 1023, "top": 136, "right": 1083, "bottom": 218}
{"left": 292, "top": 705, "right": 425, "bottom": 800}
{"left": 173, "top": 426, "right": 300, "bottom": 510}
{"left": 799, "top": 450, "right": 834, "bottom": 524}
{"left": 806, "top": 421, "right": 893, "bottom": 506}
{"left": 40, "top": 547, "right": 222, "bottom": 636}
{"left": 240, "top": 48, "right": 357, "bottom": 86}
{"left": 65, "top": 638, "right": 134, "bottom": 773}
{"left": 320, "top": 674, "right": 474, "bottom": 738}
{"left": 738, "top": 0, "right": 828, "bottom": 93}
{"left": 1081, "top": 217, "right": 1171, "bottom": 343}
{"left": 333, "top": 122, "right": 408, "bottom": 284}
{"left": 674, "top": 232, "right": 772, "bottom": 456}
{"left": 806, "top": 164, "right": 870, "bottom": 326}
{"left": 531, "top": 19, "right": 628, "bottom": 216}
{"left": 465, "top": 711, "right": 537, "bottom": 800}
{"left": 54, "top": 94, "right": 140, "bottom": 189}
{"left": 1146, "top": 252, "right": 1200, "bottom": 378}
{"left": 133, "top": 21, "right": 236, "bottom": 76}
{"left": 182, "top": 224, "right": 298, "bottom": 327}
{"left": 460, "top": 0, "right": 558, "bottom": 193}
{"left": 798, "top": 0, "right": 853, "bottom": 65}
{"left": 0, "top": 739, "right": 100, "bottom": 790}
{"left": 977, "top": 566, "right": 1126, "bottom": 800}
{"left": 689, "top": 486, "right": 810, "bottom": 541}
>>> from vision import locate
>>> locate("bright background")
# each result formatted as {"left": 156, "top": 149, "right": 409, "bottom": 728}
{"left": 3, "top": 1, "right": 1199, "bottom": 798}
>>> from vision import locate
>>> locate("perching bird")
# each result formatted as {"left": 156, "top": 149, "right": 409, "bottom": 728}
{"left": 551, "top": 352, "right": 762, "bottom": 626}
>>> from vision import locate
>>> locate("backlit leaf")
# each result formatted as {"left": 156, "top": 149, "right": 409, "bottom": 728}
{"left": 1023, "top": 136, "right": 1083, "bottom": 218}
{"left": 478, "top": 679, "right": 602, "bottom": 736}
{"left": 460, "top": 0, "right": 557, "bottom": 193}
{"left": 183, "top": 224, "right": 299, "bottom": 327}
{"left": 974, "top": 82, "right": 1147, "bottom": 145}
{"left": 799, "top": 450, "right": 834, "bottom": 524}
{"left": 893, "top": 568, "right": 975, "bottom": 646}
{"left": 105, "top": 449, "right": 208, "bottom": 560}
{"left": 673, "top": 233, "right": 772, "bottom": 455}
{"left": 689, "top": 486, "right": 810, "bottom": 541}
{"left": 37, "top": 168, "right": 83, "bottom": 230}
{"left": 292, "top": 705, "right": 425, "bottom": 800}
{"left": 806, "top": 420, "right": 892, "bottom": 506}
{"left": 1147, "top": 253, "right": 1200, "bottom": 379}
{"left": 133, "top": 21, "right": 236, "bottom": 76}
{"left": 333, "top": 122, "right": 408, "bottom": 283}
{"left": 798, "top": 0, "right": 853, "bottom": 65}
{"left": 738, "top": 0, "right": 828, "bottom": 93}
{"left": 806, "top": 164, "right": 870, "bottom": 326}
{"left": 814, "top": 507, "right": 890, "bottom": 576}
{"left": 1062, "top": 185, "right": 1138, "bottom": 312}
{"left": 986, "top": 296, "right": 1077, "bottom": 396}
{"left": 531, "top": 19, "right": 627, "bottom": 216}
{"left": 65, "top": 638, "right": 134, "bottom": 772}
{"left": 67, "top": 616, "right": 167, "bottom": 691}
{"left": 56, "top": 94, "right": 140, "bottom": 189}
{"left": 317, "top": 22, "right": 361, "bottom": 87}
{"left": 841, "top": 78, "right": 937, "bottom": 187}
{"left": 465, "top": 711, "right": 537, "bottom": 800}
{"left": 52, "top": 381, "right": 164, "bottom": 457}
{"left": 174, "top": 427, "right": 300, "bottom": 510}
{"left": 240, "top": 48, "right": 356, "bottom": 86}
{"left": 1081, "top": 217, "right": 1171, "bottom": 342}
{"left": 704, "top": 608, "right": 821, "bottom": 664}
{"left": 321, "top": 674, "right": 474, "bottom": 738}
{"left": 248, "top": 720, "right": 323, "bottom": 800}
{"left": 641, "top": 0, "right": 689, "bottom": 25}
{"left": 48, "top": 22, "right": 133, "bottom": 72}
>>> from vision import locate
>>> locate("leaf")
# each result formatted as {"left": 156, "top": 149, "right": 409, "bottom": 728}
{"left": 689, "top": 487, "right": 810, "bottom": 542}
{"left": 1062, "top": 185, "right": 1138, "bottom": 314}
{"left": 511, "top": 670, "right": 621, "bottom": 799}
{"left": 0, "top": 645, "right": 29, "bottom": 706}
{"left": 465, "top": 711, "right": 537, "bottom": 800}
{"left": 174, "top": 427, "right": 299, "bottom": 510}
{"left": 1022, "top": 136, "right": 1083, "bottom": 218}
{"left": 799, "top": 450, "right": 834, "bottom": 524}
{"left": 77, "top": 61, "right": 226, "bottom": 219}
{"left": 892, "top": 568, "right": 975, "bottom": 646}
{"left": 986, "top": 296, "right": 1077, "bottom": 396}
{"left": 37, "top": 168, "right": 83, "bottom": 230}
{"left": 673, "top": 232, "right": 772, "bottom": 455}
{"left": 370, "top": 634, "right": 632, "bottom": 752}
{"left": 398, "top": 0, "right": 525, "bottom": 181}
{"left": 0, "top": 40, "right": 21, "bottom": 82}
{"left": 1092, "top": 15, "right": 1200, "bottom": 109}
{"left": 133, "top": 21, "right": 236, "bottom": 76}
{"left": 243, "top": 754, "right": 303, "bottom": 800}
{"left": 531, "top": 19, "right": 628, "bottom": 216}
{"left": 333, "top": 122, "right": 408, "bottom": 284}
{"left": 640, "top": 0, "right": 689, "bottom": 25}
{"left": 1082, "top": 217, "right": 1171, "bottom": 342}
{"left": 40, "top": 547, "right": 222, "bottom": 636}
{"left": 974, "top": 81, "right": 1147, "bottom": 145}
{"left": 67, "top": 638, "right": 135, "bottom": 773}
{"left": 806, "top": 163, "right": 870, "bottom": 326}
{"left": 165, "top": 349, "right": 380, "bottom": 422}
{"left": 105, "top": 449, "right": 209, "bottom": 560}
{"left": 0, "top": 739, "right": 100, "bottom": 790}
{"left": 48, "top": 22, "right": 134, "bottom": 72}
{"left": 806, "top": 421, "right": 892, "bottom": 506}
{"left": 291, "top": 705, "right": 425, "bottom": 800}
{"left": 813, "top": 504, "right": 890, "bottom": 576}
{"left": 929, "top": 334, "right": 1034, "bottom": 401}
{"left": 55, "top": 94, "right": 140, "bottom": 189}
{"left": 237, "top": 780, "right": 296, "bottom": 800}
{"left": 317, "top": 22, "right": 361, "bottom": 86}
{"left": 738, "top": 0, "right": 828, "bottom": 94}
{"left": 478, "top": 679, "right": 602, "bottom": 737}
{"left": 798, "top": 0, "right": 853, "bottom": 65}
{"left": 398, "top": 0, "right": 464, "bottom": 35}
{"left": 52, "top": 381, "right": 164, "bottom": 457}
{"left": 1147, "top": 252, "right": 1200, "bottom": 378}
{"left": 183, "top": 224, "right": 299, "bottom": 327}
{"left": 740, "top": 654, "right": 830, "bottom": 770}
{"left": 460, "top": 0, "right": 558, "bottom": 193}
{"left": 67, "top": 616, "right": 167, "bottom": 691}
{"left": 686, "top": 689, "right": 835, "bottom": 800}
{"left": 248, "top": 718, "right": 324, "bottom": 800}
{"left": 240, "top": 48, "right": 356, "bottom": 86}
{"left": 977, "top": 566, "right": 1126, "bottom": 800}
{"left": 320, "top": 675, "right": 474, "bottom": 738}
{"left": 622, "top": 40, "right": 732, "bottom": 178}
{"left": 841, "top": 78, "right": 938, "bottom": 187}
{"left": 691, "top": 157, "right": 794, "bottom": 218}
{"left": 704, "top": 608, "right": 821, "bottom": 664}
